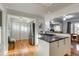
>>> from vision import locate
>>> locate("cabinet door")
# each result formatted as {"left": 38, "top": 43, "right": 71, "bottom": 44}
{"left": 50, "top": 38, "right": 71, "bottom": 56}
{"left": 58, "top": 39, "right": 66, "bottom": 55}
{"left": 38, "top": 39, "right": 49, "bottom": 56}
{"left": 65, "top": 38, "right": 71, "bottom": 55}
{"left": 59, "top": 38, "right": 71, "bottom": 55}
{"left": 50, "top": 41, "right": 60, "bottom": 56}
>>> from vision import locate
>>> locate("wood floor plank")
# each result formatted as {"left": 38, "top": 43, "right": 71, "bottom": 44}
{"left": 8, "top": 39, "right": 37, "bottom": 56}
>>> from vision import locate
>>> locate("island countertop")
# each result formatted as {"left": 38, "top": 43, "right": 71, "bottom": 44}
{"left": 39, "top": 32, "right": 70, "bottom": 43}
{"left": 39, "top": 36, "right": 69, "bottom": 43}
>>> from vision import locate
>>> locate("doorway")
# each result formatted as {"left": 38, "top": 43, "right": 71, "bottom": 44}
{"left": 7, "top": 15, "right": 37, "bottom": 56}
{"left": 67, "top": 22, "right": 79, "bottom": 55}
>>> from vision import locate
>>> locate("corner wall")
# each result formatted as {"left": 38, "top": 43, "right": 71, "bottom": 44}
{"left": 0, "top": 4, "right": 7, "bottom": 55}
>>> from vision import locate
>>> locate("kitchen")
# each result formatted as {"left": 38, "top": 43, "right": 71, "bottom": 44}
{"left": 38, "top": 11, "right": 79, "bottom": 56}
{"left": 38, "top": 14, "right": 71, "bottom": 56}
{"left": 0, "top": 3, "right": 79, "bottom": 56}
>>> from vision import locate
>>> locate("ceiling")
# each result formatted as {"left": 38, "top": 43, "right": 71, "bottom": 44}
{"left": 52, "top": 12, "right": 79, "bottom": 22}
{"left": 2, "top": 3, "right": 73, "bottom": 17}
{"left": 65, "top": 12, "right": 79, "bottom": 19}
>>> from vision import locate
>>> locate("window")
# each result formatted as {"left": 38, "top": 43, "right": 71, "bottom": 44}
{"left": 71, "top": 22, "right": 79, "bottom": 34}
{"left": 74, "top": 23, "right": 79, "bottom": 34}
{"left": 54, "top": 25, "right": 61, "bottom": 32}
{"left": 8, "top": 15, "right": 34, "bottom": 41}
{"left": 11, "top": 22, "right": 20, "bottom": 40}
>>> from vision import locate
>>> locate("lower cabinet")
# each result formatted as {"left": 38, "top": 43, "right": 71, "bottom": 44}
{"left": 50, "top": 41, "right": 60, "bottom": 56}
{"left": 37, "top": 39, "right": 49, "bottom": 56}
{"left": 38, "top": 37, "right": 71, "bottom": 56}
{"left": 50, "top": 37, "right": 71, "bottom": 56}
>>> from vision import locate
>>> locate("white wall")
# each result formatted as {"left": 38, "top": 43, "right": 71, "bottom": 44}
{"left": 45, "top": 4, "right": 79, "bottom": 33}
{"left": 0, "top": 4, "right": 7, "bottom": 55}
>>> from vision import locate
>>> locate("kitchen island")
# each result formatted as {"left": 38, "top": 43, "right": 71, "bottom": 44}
{"left": 38, "top": 33, "right": 71, "bottom": 56}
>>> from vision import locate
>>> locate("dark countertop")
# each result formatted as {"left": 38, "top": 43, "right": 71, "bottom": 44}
{"left": 39, "top": 36, "right": 69, "bottom": 43}
{"left": 39, "top": 33, "right": 55, "bottom": 36}
{"left": 39, "top": 32, "right": 68, "bottom": 35}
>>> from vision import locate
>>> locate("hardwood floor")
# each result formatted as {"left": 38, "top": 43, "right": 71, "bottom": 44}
{"left": 71, "top": 34, "right": 79, "bottom": 56}
{"left": 8, "top": 39, "right": 38, "bottom": 56}
{"left": 71, "top": 41, "right": 79, "bottom": 56}
{"left": 8, "top": 38, "right": 79, "bottom": 56}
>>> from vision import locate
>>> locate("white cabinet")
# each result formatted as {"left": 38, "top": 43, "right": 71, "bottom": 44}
{"left": 50, "top": 41, "right": 60, "bottom": 56}
{"left": 38, "top": 39, "right": 49, "bottom": 56}
{"left": 50, "top": 37, "right": 71, "bottom": 56}
{"left": 38, "top": 37, "right": 71, "bottom": 56}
